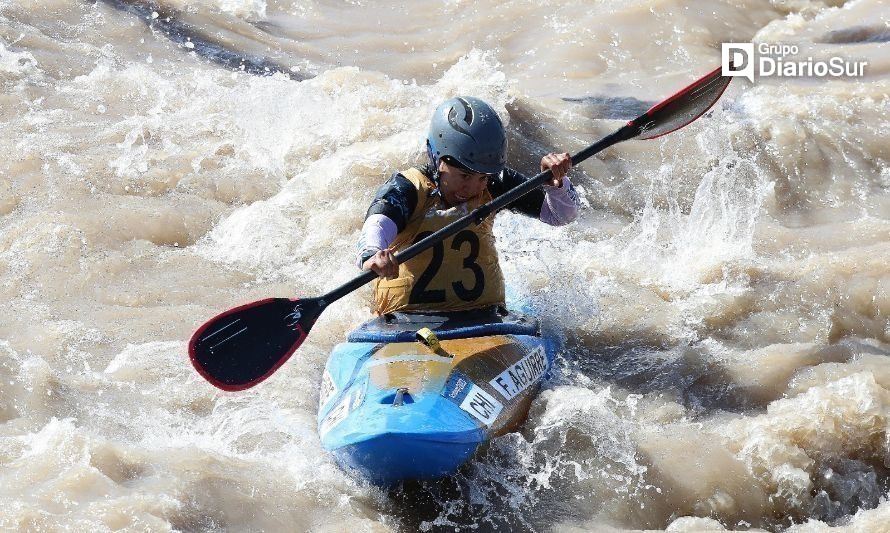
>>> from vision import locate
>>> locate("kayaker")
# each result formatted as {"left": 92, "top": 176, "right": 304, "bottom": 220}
{"left": 358, "top": 96, "right": 579, "bottom": 315}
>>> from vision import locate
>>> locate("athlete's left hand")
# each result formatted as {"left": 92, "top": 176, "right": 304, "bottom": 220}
{"left": 540, "top": 152, "right": 572, "bottom": 187}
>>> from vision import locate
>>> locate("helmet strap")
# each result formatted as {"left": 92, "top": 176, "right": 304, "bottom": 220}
{"left": 425, "top": 140, "right": 441, "bottom": 185}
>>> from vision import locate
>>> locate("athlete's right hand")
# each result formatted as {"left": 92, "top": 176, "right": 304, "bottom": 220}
{"left": 362, "top": 249, "right": 399, "bottom": 279}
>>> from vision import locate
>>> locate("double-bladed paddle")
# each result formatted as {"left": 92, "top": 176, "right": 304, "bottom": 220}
{"left": 189, "top": 64, "right": 732, "bottom": 391}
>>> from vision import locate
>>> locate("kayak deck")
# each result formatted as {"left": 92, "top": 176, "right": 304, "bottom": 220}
{"left": 318, "top": 308, "right": 554, "bottom": 485}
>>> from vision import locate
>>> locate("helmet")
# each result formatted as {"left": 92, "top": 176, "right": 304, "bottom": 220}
{"left": 427, "top": 96, "right": 507, "bottom": 175}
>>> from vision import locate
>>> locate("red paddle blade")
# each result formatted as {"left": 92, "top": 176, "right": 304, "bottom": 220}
{"left": 189, "top": 297, "right": 323, "bottom": 391}
{"left": 631, "top": 65, "right": 731, "bottom": 140}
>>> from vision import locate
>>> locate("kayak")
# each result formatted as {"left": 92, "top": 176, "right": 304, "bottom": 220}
{"left": 316, "top": 307, "right": 555, "bottom": 485}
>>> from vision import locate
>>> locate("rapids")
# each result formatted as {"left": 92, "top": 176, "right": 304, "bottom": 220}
{"left": 0, "top": 0, "right": 888, "bottom": 531}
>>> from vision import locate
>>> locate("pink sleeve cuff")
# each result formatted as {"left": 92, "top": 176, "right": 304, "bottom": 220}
{"left": 356, "top": 214, "right": 398, "bottom": 268}
{"left": 540, "top": 176, "right": 580, "bottom": 226}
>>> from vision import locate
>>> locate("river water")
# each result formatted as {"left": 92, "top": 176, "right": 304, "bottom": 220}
{"left": 1, "top": 0, "right": 888, "bottom": 531}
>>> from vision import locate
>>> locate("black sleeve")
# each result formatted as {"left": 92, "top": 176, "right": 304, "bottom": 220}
{"left": 486, "top": 167, "right": 545, "bottom": 218}
{"left": 365, "top": 173, "right": 419, "bottom": 233}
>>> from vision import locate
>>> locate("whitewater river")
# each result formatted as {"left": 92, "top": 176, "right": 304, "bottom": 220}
{"left": 1, "top": 0, "right": 888, "bottom": 531}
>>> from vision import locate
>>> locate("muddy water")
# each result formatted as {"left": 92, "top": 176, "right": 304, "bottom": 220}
{"left": 0, "top": 0, "right": 888, "bottom": 531}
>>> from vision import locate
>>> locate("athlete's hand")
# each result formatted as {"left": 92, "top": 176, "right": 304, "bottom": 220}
{"left": 363, "top": 249, "right": 399, "bottom": 279}
{"left": 540, "top": 152, "right": 572, "bottom": 187}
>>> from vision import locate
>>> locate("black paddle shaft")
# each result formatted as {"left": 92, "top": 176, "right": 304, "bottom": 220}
{"left": 321, "top": 122, "right": 641, "bottom": 305}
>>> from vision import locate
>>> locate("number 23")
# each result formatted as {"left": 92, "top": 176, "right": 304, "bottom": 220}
{"left": 408, "top": 230, "right": 485, "bottom": 304}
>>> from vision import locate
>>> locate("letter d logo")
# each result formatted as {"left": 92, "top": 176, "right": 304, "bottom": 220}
{"left": 722, "top": 43, "right": 754, "bottom": 83}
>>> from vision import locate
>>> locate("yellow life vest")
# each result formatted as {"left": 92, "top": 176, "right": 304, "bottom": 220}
{"left": 372, "top": 168, "right": 506, "bottom": 315}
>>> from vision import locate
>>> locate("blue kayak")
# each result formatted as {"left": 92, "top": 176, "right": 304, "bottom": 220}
{"left": 317, "top": 307, "right": 555, "bottom": 485}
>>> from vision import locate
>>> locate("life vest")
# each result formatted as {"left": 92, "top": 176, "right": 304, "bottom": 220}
{"left": 372, "top": 168, "right": 506, "bottom": 314}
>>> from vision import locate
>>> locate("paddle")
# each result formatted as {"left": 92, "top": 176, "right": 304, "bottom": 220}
{"left": 189, "top": 64, "right": 732, "bottom": 391}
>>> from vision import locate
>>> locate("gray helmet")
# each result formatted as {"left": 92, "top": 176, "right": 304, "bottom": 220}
{"left": 427, "top": 96, "right": 507, "bottom": 175}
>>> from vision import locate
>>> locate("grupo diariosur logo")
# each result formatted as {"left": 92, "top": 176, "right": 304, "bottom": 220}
{"left": 722, "top": 42, "right": 867, "bottom": 82}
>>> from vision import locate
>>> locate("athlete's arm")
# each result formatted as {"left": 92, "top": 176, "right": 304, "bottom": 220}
{"left": 356, "top": 173, "right": 417, "bottom": 272}
{"left": 357, "top": 214, "right": 398, "bottom": 263}
{"left": 357, "top": 215, "right": 401, "bottom": 278}
{"left": 364, "top": 173, "right": 418, "bottom": 231}
{"left": 491, "top": 155, "right": 580, "bottom": 226}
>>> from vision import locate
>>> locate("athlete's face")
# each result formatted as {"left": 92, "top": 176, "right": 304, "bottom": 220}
{"left": 437, "top": 160, "right": 490, "bottom": 207}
